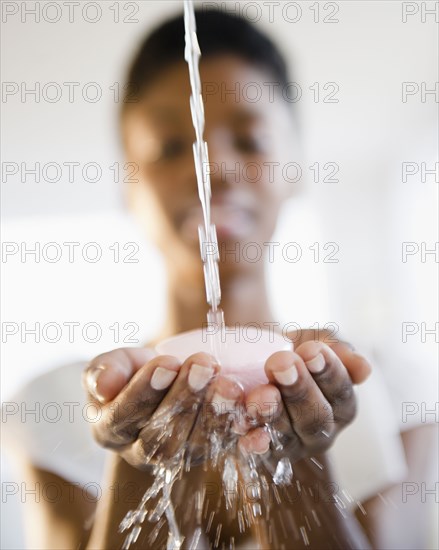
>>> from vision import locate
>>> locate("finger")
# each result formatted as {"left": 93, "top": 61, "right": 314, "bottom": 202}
{"left": 238, "top": 427, "right": 271, "bottom": 455}
{"left": 264, "top": 351, "right": 336, "bottom": 452}
{"left": 244, "top": 383, "right": 301, "bottom": 456}
{"left": 91, "top": 354, "right": 182, "bottom": 448}
{"left": 244, "top": 383, "right": 281, "bottom": 424}
{"left": 83, "top": 347, "right": 157, "bottom": 403}
{"left": 188, "top": 375, "right": 244, "bottom": 464}
{"left": 131, "top": 352, "right": 219, "bottom": 467}
{"left": 294, "top": 341, "right": 357, "bottom": 426}
{"left": 327, "top": 341, "right": 372, "bottom": 384}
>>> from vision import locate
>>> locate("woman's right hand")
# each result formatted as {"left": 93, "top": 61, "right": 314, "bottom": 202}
{"left": 82, "top": 348, "right": 243, "bottom": 470}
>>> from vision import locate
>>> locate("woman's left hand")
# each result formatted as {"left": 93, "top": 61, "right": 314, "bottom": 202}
{"left": 237, "top": 338, "right": 371, "bottom": 460}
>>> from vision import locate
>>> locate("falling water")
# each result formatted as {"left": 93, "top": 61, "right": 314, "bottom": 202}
{"left": 184, "top": 0, "right": 225, "bottom": 360}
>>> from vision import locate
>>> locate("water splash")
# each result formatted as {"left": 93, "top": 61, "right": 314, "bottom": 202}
{"left": 118, "top": 385, "right": 301, "bottom": 548}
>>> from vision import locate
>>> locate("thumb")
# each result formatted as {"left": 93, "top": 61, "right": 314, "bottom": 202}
{"left": 83, "top": 347, "right": 157, "bottom": 403}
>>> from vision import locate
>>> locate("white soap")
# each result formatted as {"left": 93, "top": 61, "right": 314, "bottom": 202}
{"left": 156, "top": 327, "right": 292, "bottom": 390}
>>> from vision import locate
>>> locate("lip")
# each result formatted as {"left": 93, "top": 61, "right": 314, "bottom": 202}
{"left": 180, "top": 201, "right": 256, "bottom": 242}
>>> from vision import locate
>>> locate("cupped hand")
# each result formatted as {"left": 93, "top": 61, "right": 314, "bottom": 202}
{"left": 83, "top": 336, "right": 371, "bottom": 469}
{"left": 82, "top": 348, "right": 244, "bottom": 470}
{"left": 238, "top": 340, "right": 371, "bottom": 460}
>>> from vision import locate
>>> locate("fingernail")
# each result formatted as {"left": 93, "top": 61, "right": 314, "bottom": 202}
{"left": 86, "top": 365, "right": 107, "bottom": 403}
{"left": 253, "top": 440, "right": 270, "bottom": 455}
{"left": 188, "top": 363, "right": 215, "bottom": 392}
{"left": 306, "top": 353, "right": 325, "bottom": 373}
{"left": 150, "top": 367, "right": 178, "bottom": 390}
{"left": 273, "top": 365, "right": 298, "bottom": 386}
{"left": 211, "top": 392, "right": 237, "bottom": 415}
{"left": 232, "top": 417, "right": 249, "bottom": 435}
{"left": 245, "top": 432, "right": 271, "bottom": 455}
{"left": 248, "top": 401, "right": 279, "bottom": 419}
{"left": 262, "top": 401, "right": 279, "bottom": 418}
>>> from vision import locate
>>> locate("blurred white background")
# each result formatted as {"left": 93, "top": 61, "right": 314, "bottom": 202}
{"left": 1, "top": 1, "right": 438, "bottom": 547}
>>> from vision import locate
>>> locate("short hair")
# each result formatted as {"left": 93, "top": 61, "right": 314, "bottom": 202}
{"left": 121, "top": 8, "right": 291, "bottom": 109}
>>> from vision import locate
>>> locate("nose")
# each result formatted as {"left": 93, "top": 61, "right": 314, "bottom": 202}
{"left": 206, "top": 129, "right": 240, "bottom": 189}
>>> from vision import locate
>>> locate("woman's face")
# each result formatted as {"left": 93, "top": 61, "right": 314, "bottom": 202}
{"left": 123, "top": 54, "right": 297, "bottom": 267}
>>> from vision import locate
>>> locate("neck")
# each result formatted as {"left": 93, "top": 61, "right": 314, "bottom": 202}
{"left": 153, "top": 263, "right": 275, "bottom": 344}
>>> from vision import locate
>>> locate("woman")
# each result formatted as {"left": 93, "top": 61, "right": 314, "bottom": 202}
{"left": 84, "top": 10, "right": 372, "bottom": 548}
{"left": 5, "top": 9, "right": 434, "bottom": 550}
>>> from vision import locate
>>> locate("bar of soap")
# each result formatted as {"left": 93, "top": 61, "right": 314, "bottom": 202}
{"left": 156, "top": 327, "right": 292, "bottom": 390}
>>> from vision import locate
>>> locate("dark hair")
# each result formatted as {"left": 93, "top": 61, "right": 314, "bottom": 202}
{"left": 121, "top": 8, "right": 291, "bottom": 108}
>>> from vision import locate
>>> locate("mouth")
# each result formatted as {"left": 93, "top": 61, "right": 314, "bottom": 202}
{"left": 179, "top": 200, "right": 257, "bottom": 243}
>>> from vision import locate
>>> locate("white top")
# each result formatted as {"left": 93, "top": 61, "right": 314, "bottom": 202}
{"left": 2, "top": 360, "right": 409, "bottom": 504}
{"left": 2, "top": 362, "right": 108, "bottom": 488}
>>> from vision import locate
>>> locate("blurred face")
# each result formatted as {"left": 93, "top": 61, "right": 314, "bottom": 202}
{"left": 123, "top": 54, "right": 297, "bottom": 270}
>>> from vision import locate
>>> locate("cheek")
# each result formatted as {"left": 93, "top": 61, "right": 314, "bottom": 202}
{"left": 250, "top": 156, "right": 288, "bottom": 207}
{"left": 137, "top": 171, "right": 176, "bottom": 227}
{"left": 250, "top": 157, "right": 288, "bottom": 238}
{"left": 140, "top": 164, "right": 191, "bottom": 217}
{"left": 128, "top": 179, "right": 187, "bottom": 253}
{"left": 248, "top": 133, "right": 295, "bottom": 201}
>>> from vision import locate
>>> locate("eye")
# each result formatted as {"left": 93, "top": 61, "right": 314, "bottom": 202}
{"left": 160, "top": 137, "right": 186, "bottom": 159}
{"left": 233, "top": 134, "right": 267, "bottom": 154}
